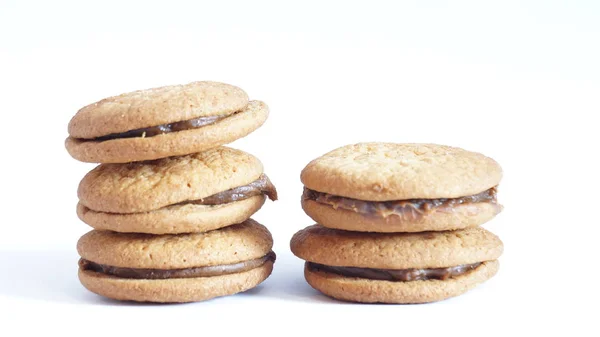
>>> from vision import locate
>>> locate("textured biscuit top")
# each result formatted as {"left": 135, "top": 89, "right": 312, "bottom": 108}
{"left": 301, "top": 143, "right": 502, "bottom": 200}
{"left": 78, "top": 147, "right": 263, "bottom": 213}
{"left": 78, "top": 219, "right": 273, "bottom": 269}
{"left": 290, "top": 225, "right": 503, "bottom": 269}
{"left": 69, "top": 81, "right": 249, "bottom": 138}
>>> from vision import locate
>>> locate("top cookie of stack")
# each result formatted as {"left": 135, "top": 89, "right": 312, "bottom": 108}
{"left": 301, "top": 143, "right": 503, "bottom": 232}
{"left": 66, "top": 81, "right": 268, "bottom": 163}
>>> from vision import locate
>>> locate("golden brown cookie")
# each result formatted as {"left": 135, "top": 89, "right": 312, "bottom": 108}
{"left": 301, "top": 143, "right": 503, "bottom": 232}
{"left": 77, "top": 219, "right": 276, "bottom": 303}
{"left": 304, "top": 260, "right": 499, "bottom": 304}
{"left": 290, "top": 225, "right": 502, "bottom": 303}
{"left": 79, "top": 263, "right": 273, "bottom": 303}
{"left": 77, "top": 147, "right": 277, "bottom": 234}
{"left": 65, "top": 81, "right": 269, "bottom": 163}
{"left": 76, "top": 196, "right": 266, "bottom": 235}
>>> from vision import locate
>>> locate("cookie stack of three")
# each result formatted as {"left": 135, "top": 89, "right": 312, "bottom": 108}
{"left": 291, "top": 143, "right": 504, "bottom": 303}
{"left": 66, "top": 82, "right": 278, "bottom": 302}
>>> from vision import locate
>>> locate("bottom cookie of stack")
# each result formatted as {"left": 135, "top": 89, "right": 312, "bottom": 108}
{"left": 291, "top": 225, "right": 503, "bottom": 304}
{"left": 77, "top": 219, "right": 275, "bottom": 303}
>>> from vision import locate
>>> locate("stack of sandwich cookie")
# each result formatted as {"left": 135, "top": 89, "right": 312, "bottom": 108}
{"left": 291, "top": 143, "right": 504, "bottom": 303}
{"left": 66, "top": 81, "right": 277, "bottom": 303}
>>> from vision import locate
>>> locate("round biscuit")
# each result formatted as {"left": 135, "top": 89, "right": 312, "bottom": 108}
{"left": 77, "top": 146, "right": 263, "bottom": 213}
{"left": 301, "top": 143, "right": 502, "bottom": 200}
{"left": 302, "top": 198, "right": 502, "bottom": 232}
{"left": 304, "top": 260, "right": 499, "bottom": 303}
{"left": 79, "top": 260, "right": 273, "bottom": 303}
{"left": 69, "top": 81, "right": 249, "bottom": 138}
{"left": 77, "top": 195, "right": 266, "bottom": 234}
{"left": 77, "top": 219, "right": 273, "bottom": 269}
{"left": 290, "top": 225, "right": 503, "bottom": 269}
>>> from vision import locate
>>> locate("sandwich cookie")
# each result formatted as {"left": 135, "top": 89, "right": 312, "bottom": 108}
{"left": 66, "top": 81, "right": 269, "bottom": 163}
{"left": 301, "top": 143, "right": 503, "bottom": 232}
{"left": 77, "top": 147, "right": 277, "bottom": 234}
{"left": 78, "top": 219, "right": 275, "bottom": 303}
{"left": 291, "top": 225, "right": 503, "bottom": 303}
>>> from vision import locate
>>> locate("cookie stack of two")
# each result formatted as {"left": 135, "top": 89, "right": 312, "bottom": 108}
{"left": 65, "top": 82, "right": 278, "bottom": 302}
{"left": 291, "top": 143, "right": 504, "bottom": 303}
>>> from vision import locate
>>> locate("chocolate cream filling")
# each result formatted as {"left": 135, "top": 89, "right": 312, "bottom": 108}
{"left": 303, "top": 187, "right": 498, "bottom": 219}
{"left": 80, "top": 251, "right": 276, "bottom": 279}
{"left": 176, "top": 174, "right": 278, "bottom": 206}
{"left": 307, "top": 261, "right": 482, "bottom": 282}
{"left": 90, "top": 112, "right": 236, "bottom": 141}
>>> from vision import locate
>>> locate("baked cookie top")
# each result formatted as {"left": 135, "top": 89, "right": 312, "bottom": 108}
{"left": 290, "top": 225, "right": 503, "bottom": 269}
{"left": 78, "top": 219, "right": 273, "bottom": 269}
{"left": 301, "top": 143, "right": 502, "bottom": 200}
{"left": 69, "top": 81, "right": 248, "bottom": 139}
{"left": 78, "top": 146, "right": 263, "bottom": 213}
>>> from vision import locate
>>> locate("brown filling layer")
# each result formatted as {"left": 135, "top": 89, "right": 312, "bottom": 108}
{"left": 178, "top": 174, "right": 278, "bottom": 206}
{"left": 303, "top": 187, "right": 498, "bottom": 219}
{"left": 80, "top": 251, "right": 276, "bottom": 279}
{"left": 91, "top": 112, "right": 235, "bottom": 141}
{"left": 308, "top": 261, "right": 482, "bottom": 282}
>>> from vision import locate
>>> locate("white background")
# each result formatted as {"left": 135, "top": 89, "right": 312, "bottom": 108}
{"left": 0, "top": 1, "right": 598, "bottom": 336}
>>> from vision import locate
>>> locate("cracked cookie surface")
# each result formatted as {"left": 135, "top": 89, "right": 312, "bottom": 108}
{"left": 301, "top": 143, "right": 502, "bottom": 200}
{"left": 290, "top": 225, "right": 503, "bottom": 269}
{"left": 65, "top": 81, "right": 269, "bottom": 163}
{"left": 78, "top": 219, "right": 273, "bottom": 269}
{"left": 78, "top": 146, "right": 264, "bottom": 213}
{"left": 69, "top": 81, "right": 249, "bottom": 138}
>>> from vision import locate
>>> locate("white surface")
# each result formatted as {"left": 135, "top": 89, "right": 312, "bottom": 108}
{"left": 0, "top": 1, "right": 598, "bottom": 336}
